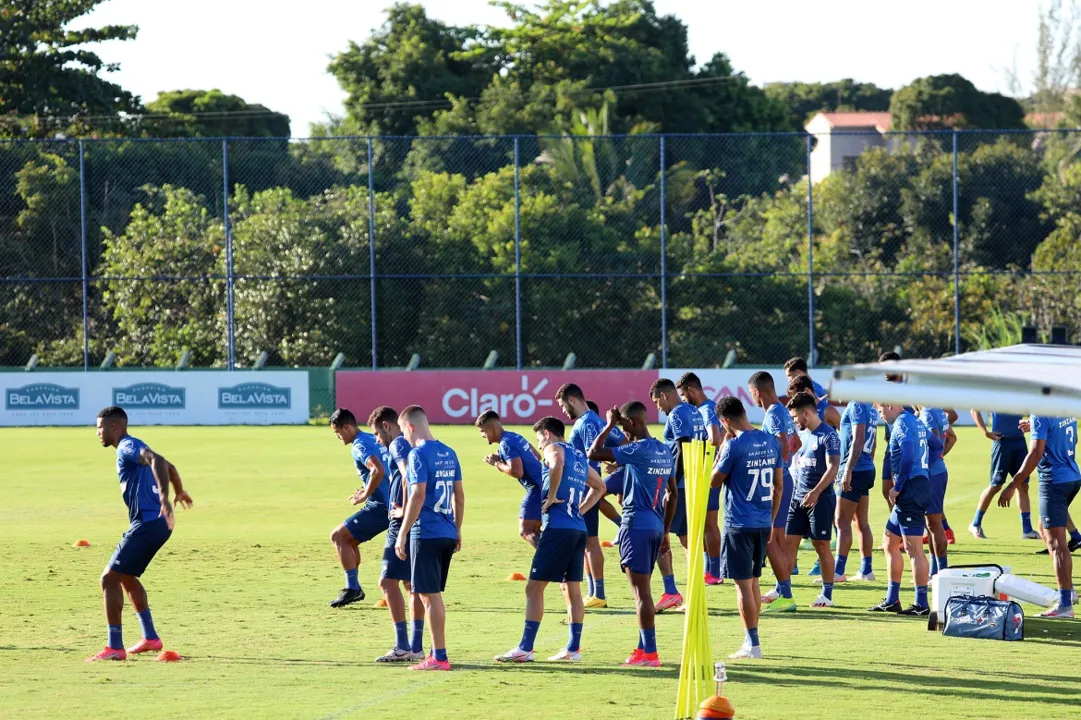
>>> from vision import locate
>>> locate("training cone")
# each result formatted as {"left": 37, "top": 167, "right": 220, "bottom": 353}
{"left": 697, "top": 696, "right": 735, "bottom": 719}
{"left": 374, "top": 598, "right": 388, "bottom": 608}
{"left": 600, "top": 540, "right": 614, "bottom": 548}
{"left": 506, "top": 572, "right": 527, "bottom": 582}
{"left": 156, "top": 650, "right": 182, "bottom": 662}
{"left": 72, "top": 540, "right": 90, "bottom": 547}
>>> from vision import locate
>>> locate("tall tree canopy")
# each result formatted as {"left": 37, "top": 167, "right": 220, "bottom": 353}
{"left": 890, "top": 74, "right": 1026, "bottom": 131}
{"left": 765, "top": 79, "right": 893, "bottom": 130}
{"left": 144, "top": 90, "right": 291, "bottom": 138}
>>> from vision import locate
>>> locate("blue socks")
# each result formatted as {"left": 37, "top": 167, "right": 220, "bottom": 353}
{"left": 938, "top": 555, "right": 948, "bottom": 571}
{"left": 345, "top": 568, "right": 360, "bottom": 591}
{"left": 1070, "top": 529, "right": 1081, "bottom": 544}
{"left": 778, "top": 580, "right": 793, "bottom": 599}
{"left": 410, "top": 620, "right": 424, "bottom": 653}
{"left": 1021, "top": 512, "right": 1033, "bottom": 534}
{"left": 860, "top": 556, "right": 873, "bottom": 575}
{"left": 708, "top": 556, "right": 721, "bottom": 578}
{"left": 108, "top": 624, "right": 123, "bottom": 650}
{"left": 822, "top": 582, "right": 834, "bottom": 601}
{"left": 1061, "top": 588, "right": 1074, "bottom": 608}
{"left": 792, "top": 560, "right": 800, "bottom": 575}
{"left": 568, "top": 622, "right": 583, "bottom": 652}
{"left": 835, "top": 555, "right": 848, "bottom": 576}
{"left": 887, "top": 581, "right": 901, "bottom": 605}
{"left": 136, "top": 608, "right": 158, "bottom": 641}
{"left": 594, "top": 578, "right": 606, "bottom": 600}
{"left": 587, "top": 575, "right": 596, "bottom": 598}
{"left": 394, "top": 621, "right": 408, "bottom": 651}
{"left": 930, "top": 555, "right": 939, "bottom": 577}
{"left": 520, "top": 620, "right": 541, "bottom": 652}
{"left": 640, "top": 628, "right": 657, "bottom": 654}
{"left": 746, "top": 627, "right": 760, "bottom": 647}
{"left": 916, "top": 585, "right": 928, "bottom": 609}
{"left": 972, "top": 509, "right": 986, "bottom": 527}
{"left": 943, "top": 519, "right": 952, "bottom": 532}
{"left": 434, "top": 648, "right": 448, "bottom": 662}
{"left": 663, "top": 575, "right": 679, "bottom": 595}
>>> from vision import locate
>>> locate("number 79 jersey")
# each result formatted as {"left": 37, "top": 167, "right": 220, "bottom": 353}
{"left": 714, "top": 429, "right": 783, "bottom": 531}
{"left": 407, "top": 439, "right": 463, "bottom": 540}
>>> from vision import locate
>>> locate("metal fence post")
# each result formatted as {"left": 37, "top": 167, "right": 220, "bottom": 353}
{"left": 79, "top": 140, "right": 89, "bottom": 371}
{"left": 952, "top": 131, "right": 961, "bottom": 356}
{"left": 659, "top": 135, "right": 668, "bottom": 369}
{"left": 514, "top": 137, "right": 523, "bottom": 370}
{"left": 222, "top": 140, "right": 236, "bottom": 370}
{"left": 367, "top": 138, "right": 378, "bottom": 370}
{"left": 806, "top": 134, "right": 816, "bottom": 366}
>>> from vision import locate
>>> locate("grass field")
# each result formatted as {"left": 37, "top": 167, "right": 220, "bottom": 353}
{"left": 2, "top": 425, "right": 1080, "bottom": 719}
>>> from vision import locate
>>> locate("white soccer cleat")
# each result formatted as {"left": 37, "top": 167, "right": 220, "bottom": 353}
{"left": 834, "top": 574, "right": 847, "bottom": 583}
{"left": 854, "top": 572, "right": 876, "bottom": 582}
{"left": 1022, "top": 530, "right": 1041, "bottom": 540}
{"left": 728, "top": 643, "right": 763, "bottom": 660}
{"left": 761, "top": 588, "right": 780, "bottom": 604}
{"left": 495, "top": 647, "right": 535, "bottom": 663}
{"left": 1039, "top": 604, "right": 1075, "bottom": 619}
{"left": 548, "top": 649, "right": 582, "bottom": 662}
{"left": 968, "top": 524, "right": 988, "bottom": 540}
{"left": 810, "top": 594, "right": 835, "bottom": 608}
{"left": 375, "top": 647, "right": 416, "bottom": 663}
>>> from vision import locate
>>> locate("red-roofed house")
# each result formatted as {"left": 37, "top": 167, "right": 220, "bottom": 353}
{"left": 805, "top": 111, "right": 902, "bottom": 182}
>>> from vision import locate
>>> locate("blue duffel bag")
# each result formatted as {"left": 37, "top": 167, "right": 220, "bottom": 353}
{"left": 941, "top": 595, "right": 1024, "bottom": 641}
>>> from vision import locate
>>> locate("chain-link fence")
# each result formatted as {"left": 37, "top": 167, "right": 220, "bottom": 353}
{"left": 3, "top": 130, "right": 1079, "bottom": 370}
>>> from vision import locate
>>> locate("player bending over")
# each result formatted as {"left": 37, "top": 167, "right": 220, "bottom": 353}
{"left": 88, "top": 406, "right": 193, "bottom": 662}
{"left": 835, "top": 399, "right": 878, "bottom": 583}
{"left": 476, "top": 411, "right": 545, "bottom": 548}
{"left": 675, "top": 372, "right": 724, "bottom": 586}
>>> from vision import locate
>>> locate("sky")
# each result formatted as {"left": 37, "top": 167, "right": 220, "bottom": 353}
{"left": 75, "top": 0, "right": 1047, "bottom": 136}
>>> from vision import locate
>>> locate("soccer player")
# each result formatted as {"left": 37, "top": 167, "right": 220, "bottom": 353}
{"left": 328, "top": 408, "right": 391, "bottom": 608}
{"left": 649, "top": 378, "right": 708, "bottom": 612}
{"left": 89, "top": 406, "right": 193, "bottom": 662}
{"left": 786, "top": 392, "right": 840, "bottom": 608}
{"left": 787, "top": 374, "right": 840, "bottom": 429}
{"left": 748, "top": 372, "right": 799, "bottom": 611}
{"left": 675, "top": 372, "right": 724, "bottom": 585}
{"left": 368, "top": 406, "right": 426, "bottom": 663}
{"left": 711, "top": 397, "right": 783, "bottom": 660}
{"left": 784, "top": 356, "right": 828, "bottom": 400}
{"left": 869, "top": 403, "right": 932, "bottom": 616}
{"left": 969, "top": 410, "right": 1040, "bottom": 540}
{"left": 878, "top": 351, "right": 903, "bottom": 508}
{"left": 476, "top": 411, "right": 545, "bottom": 549}
{"left": 495, "top": 417, "right": 605, "bottom": 663}
{"left": 556, "top": 383, "right": 625, "bottom": 608}
{"left": 587, "top": 402, "right": 676, "bottom": 668}
{"left": 1001, "top": 415, "right": 1080, "bottom": 618}
{"left": 835, "top": 399, "right": 878, "bottom": 582}
{"left": 918, "top": 406, "right": 953, "bottom": 577}
{"left": 394, "top": 406, "right": 465, "bottom": 671}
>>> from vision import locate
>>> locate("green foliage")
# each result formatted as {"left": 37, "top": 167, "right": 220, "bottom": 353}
{"left": 144, "top": 89, "right": 290, "bottom": 138}
{"left": 765, "top": 79, "right": 893, "bottom": 130}
{"left": 889, "top": 74, "right": 1026, "bottom": 131}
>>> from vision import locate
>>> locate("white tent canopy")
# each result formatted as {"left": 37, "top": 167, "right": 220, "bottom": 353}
{"left": 828, "top": 344, "right": 1081, "bottom": 418}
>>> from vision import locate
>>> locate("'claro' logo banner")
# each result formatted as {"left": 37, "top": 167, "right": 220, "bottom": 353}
{"left": 218, "top": 382, "right": 292, "bottom": 409}
{"left": 5, "top": 383, "right": 80, "bottom": 410}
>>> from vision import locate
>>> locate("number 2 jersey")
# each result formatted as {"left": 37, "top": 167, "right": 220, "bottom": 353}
{"left": 407, "top": 439, "right": 462, "bottom": 540}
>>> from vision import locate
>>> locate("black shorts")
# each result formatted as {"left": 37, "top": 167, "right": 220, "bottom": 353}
{"left": 530, "top": 528, "right": 587, "bottom": 583}
{"left": 381, "top": 522, "right": 410, "bottom": 582}
{"left": 409, "top": 536, "right": 456, "bottom": 594}
{"left": 785, "top": 491, "right": 836, "bottom": 541}
{"left": 721, "top": 527, "right": 770, "bottom": 581}
{"left": 108, "top": 518, "right": 172, "bottom": 577}
{"left": 1039, "top": 480, "right": 1081, "bottom": 529}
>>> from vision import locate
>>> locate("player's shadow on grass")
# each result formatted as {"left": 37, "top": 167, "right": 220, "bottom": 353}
{"left": 0, "top": 645, "right": 78, "bottom": 653}
{"left": 452, "top": 661, "right": 680, "bottom": 678}
{"left": 196, "top": 654, "right": 357, "bottom": 667}
{"left": 1022, "top": 618, "right": 1081, "bottom": 646}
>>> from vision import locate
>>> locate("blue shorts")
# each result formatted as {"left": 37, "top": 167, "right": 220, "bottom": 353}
{"left": 531, "top": 528, "right": 587, "bottom": 583}
{"left": 886, "top": 477, "right": 931, "bottom": 537}
{"left": 108, "top": 518, "right": 172, "bottom": 577}
{"left": 721, "top": 527, "right": 770, "bottom": 581}
{"left": 381, "top": 522, "right": 411, "bottom": 582}
{"left": 409, "top": 536, "right": 456, "bottom": 594}
{"left": 839, "top": 468, "right": 876, "bottom": 504}
{"left": 520, "top": 486, "right": 542, "bottom": 522}
{"left": 1039, "top": 480, "right": 1081, "bottom": 529}
{"left": 773, "top": 473, "right": 794, "bottom": 529}
{"left": 584, "top": 505, "right": 600, "bottom": 538}
{"left": 668, "top": 486, "right": 688, "bottom": 537}
{"left": 707, "top": 484, "right": 721, "bottom": 512}
{"left": 618, "top": 526, "right": 662, "bottom": 576}
{"left": 990, "top": 438, "right": 1028, "bottom": 486}
{"left": 927, "top": 471, "right": 949, "bottom": 515}
{"left": 605, "top": 469, "right": 625, "bottom": 497}
{"left": 785, "top": 490, "right": 835, "bottom": 540}
{"left": 345, "top": 503, "right": 390, "bottom": 543}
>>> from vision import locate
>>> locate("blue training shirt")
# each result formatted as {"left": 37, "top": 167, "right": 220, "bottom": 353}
{"left": 888, "top": 410, "right": 929, "bottom": 493}
{"left": 697, "top": 401, "right": 721, "bottom": 436}
{"left": 385, "top": 435, "right": 412, "bottom": 541}
{"left": 664, "top": 402, "right": 707, "bottom": 488}
{"left": 352, "top": 431, "right": 391, "bottom": 506}
{"left": 498, "top": 431, "right": 544, "bottom": 493}
{"left": 793, "top": 422, "right": 840, "bottom": 496}
{"left": 571, "top": 410, "right": 626, "bottom": 474}
{"left": 918, "top": 408, "right": 949, "bottom": 477}
{"left": 811, "top": 378, "right": 827, "bottom": 399}
{"left": 407, "top": 440, "right": 462, "bottom": 540}
{"left": 991, "top": 412, "right": 1025, "bottom": 441}
{"left": 1030, "top": 416, "right": 1080, "bottom": 485}
{"left": 839, "top": 402, "right": 877, "bottom": 474}
{"left": 762, "top": 402, "right": 798, "bottom": 479}
{"left": 116, "top": 435, "right": 163, "bottom": 525}
{"left": 541, "top": 442, "right": 589, "bottom": 532}
{"left": 715, "top": 429, "right": 782, "bottom": 530}
{"left": 611, "top": 438, "right": 674, "bottom": 532}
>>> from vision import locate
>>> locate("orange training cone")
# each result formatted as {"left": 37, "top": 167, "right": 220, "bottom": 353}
{"left": 72, "top": 540, "right": 91, "bottom": 547}
{"left": 507, "top": 572, "right": 527, "bottom": 581}
{"left": 156, "top": 650, "right": 182, "bottom": 662}
{"left": 600, "top": 540, "right": 614, "bottom": 548}
{"left": 697, "top": 696, "right": 735, "bottom": 719}
{"left": 374, "top": 598, "right": 388, "bottom": 608}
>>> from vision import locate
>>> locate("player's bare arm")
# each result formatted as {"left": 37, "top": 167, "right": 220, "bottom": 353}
{"left": 354, "top": 456, "right": 386, "bottom": 504}
{"left": 1001, "top": 439, "right": 1045, "bottom": 507}
{"left": 805, "top": 454, "right": 838, "bottom": 507}
{"left": 844, "top": 424, "right": 865, "bottom": 491}
{"left": 452, "top": 481, "right": 465, "bottom": 552}
{"left": 138, "top": 446, "right": 177, "bottom": 521}
{"left": 771, "top": 467, "right": 783, "bottom": 525}
{"left": 586, "top": 409, "right": 620, "bottom": 464}
{"left": 660, "top": 476, "right": 678, "bottom": 554}
{"left": 395, "top": 483, "right": 426, "bottom": 560}
{"left": 971, "top": 410, "right": 1000, "bottom": 440}
{"left": 486, "top": 453, "right": 524, "bottom": 480}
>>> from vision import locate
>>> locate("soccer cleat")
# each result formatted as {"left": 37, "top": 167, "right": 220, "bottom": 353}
{"left": 1039, "top": 604, "right": 1075, "bottom": 619}
{"left": 728, "top": 643, "right": 762, "bottom": 660}
{"left": 126, "top": 638, "right": 163, "bottom": 655}
{"left": 584, "top": 596, "right": 608, "bottom": 609}
{"left": 810, "top": 594, "right": 834, "bottom": 608}
{"left": 1069, "top": 538, "right": 1081, "bottom": 553}
{"left": 409, "top": 656, "right": 451, "bottom": 671}
{"left": 764, "top": 597, "right": 797, "bottom": 613}
{"left": 621, "top": 649, "right": 660, "bottom": 668}
{"left": 898, "top": 604, "right": 930, "bottom": 617}
{"left": 548, "top": 649, "right": 582, "bottom": 662}
{"left": 495, "top": 647, "right": 535, "bottom": 663}
{"left": 376, "top": 647, "right": 416, "bottom": 663}
{"left": 1073, "top": 589, "right": 1079, "bottom": 605}
{"left": 922, "top": 532, "right": 930, "bottom": 546}
{"left": 654, "top": 593, "right": 684, "bottom": 613}
{"left": 834, "top": 574, "right": 847, "bottom": 583}
{"left": 968, "top": 524, "right": 987, "bottom": 540}
{"left": 1036, "top": 547, "right": 1050, "bottom": 555}
{"left": 86, "top": 647, "right": 126, "bottom": 662}
{"left": 704, "top": 574, "right": 724, "bottom": 586}
{"left": 808, "top": 560, "right": 821, "bottom": 577}
{"left": 760, "top": 588, "right": 780, "bottom": 604}
{"left": 869, "top": 599, "right": 903, "bottom": 613}
{"left": 1022, "top": 530, "right": 1041, "bottom": 540}
{"left": 329, "top": 587, "right": 365, "bottom": 608}
{"left": 946, "top": 528, "right": 956, "bottom": 545}
{"left": 854, "top": 572, "right": 877, "bottom": 582}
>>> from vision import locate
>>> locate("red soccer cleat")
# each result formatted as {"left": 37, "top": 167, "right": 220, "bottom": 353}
{"left": 704, "top": 574, "right": 725, "bottom": 586}
{"left": 621, "top": 649, "right": 660, "bottom": 668}
{"left": 654, "top": 593, "right": 683, "bottom": 612}
{"left": 409, "top": 655, "right": 451, "bottom": 671}
{"left": 86, "top": 647, "right": 126, "bottom": 662}
{"left": 127, "top": 638, "right": 163, "bottom": 655}
{"left": 946, "top": 528, "right": 956, "bottom": 545}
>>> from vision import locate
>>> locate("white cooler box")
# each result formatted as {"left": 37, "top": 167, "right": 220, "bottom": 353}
{"left": 929, "top": 565, "right": 1008, "bottom": 631}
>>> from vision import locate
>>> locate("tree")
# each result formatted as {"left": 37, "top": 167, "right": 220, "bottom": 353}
{"left": 889, "top": 74, "right": 1025, "bottom": 130}
{"left": 1006, "top": 0, "right": 1081, "bottom": 113}
{"left": 143, "top": 89, "right": 290, "bottom": 138}
{"left": 765, "top": 79, "right": 893, "bottom": 130}
{"left": 0, "top": 0, "right": 141, "bottom": 138}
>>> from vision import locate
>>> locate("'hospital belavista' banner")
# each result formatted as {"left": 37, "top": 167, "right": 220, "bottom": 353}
{"left": 1, "top": 371, "right": 309, "bottom": 426}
